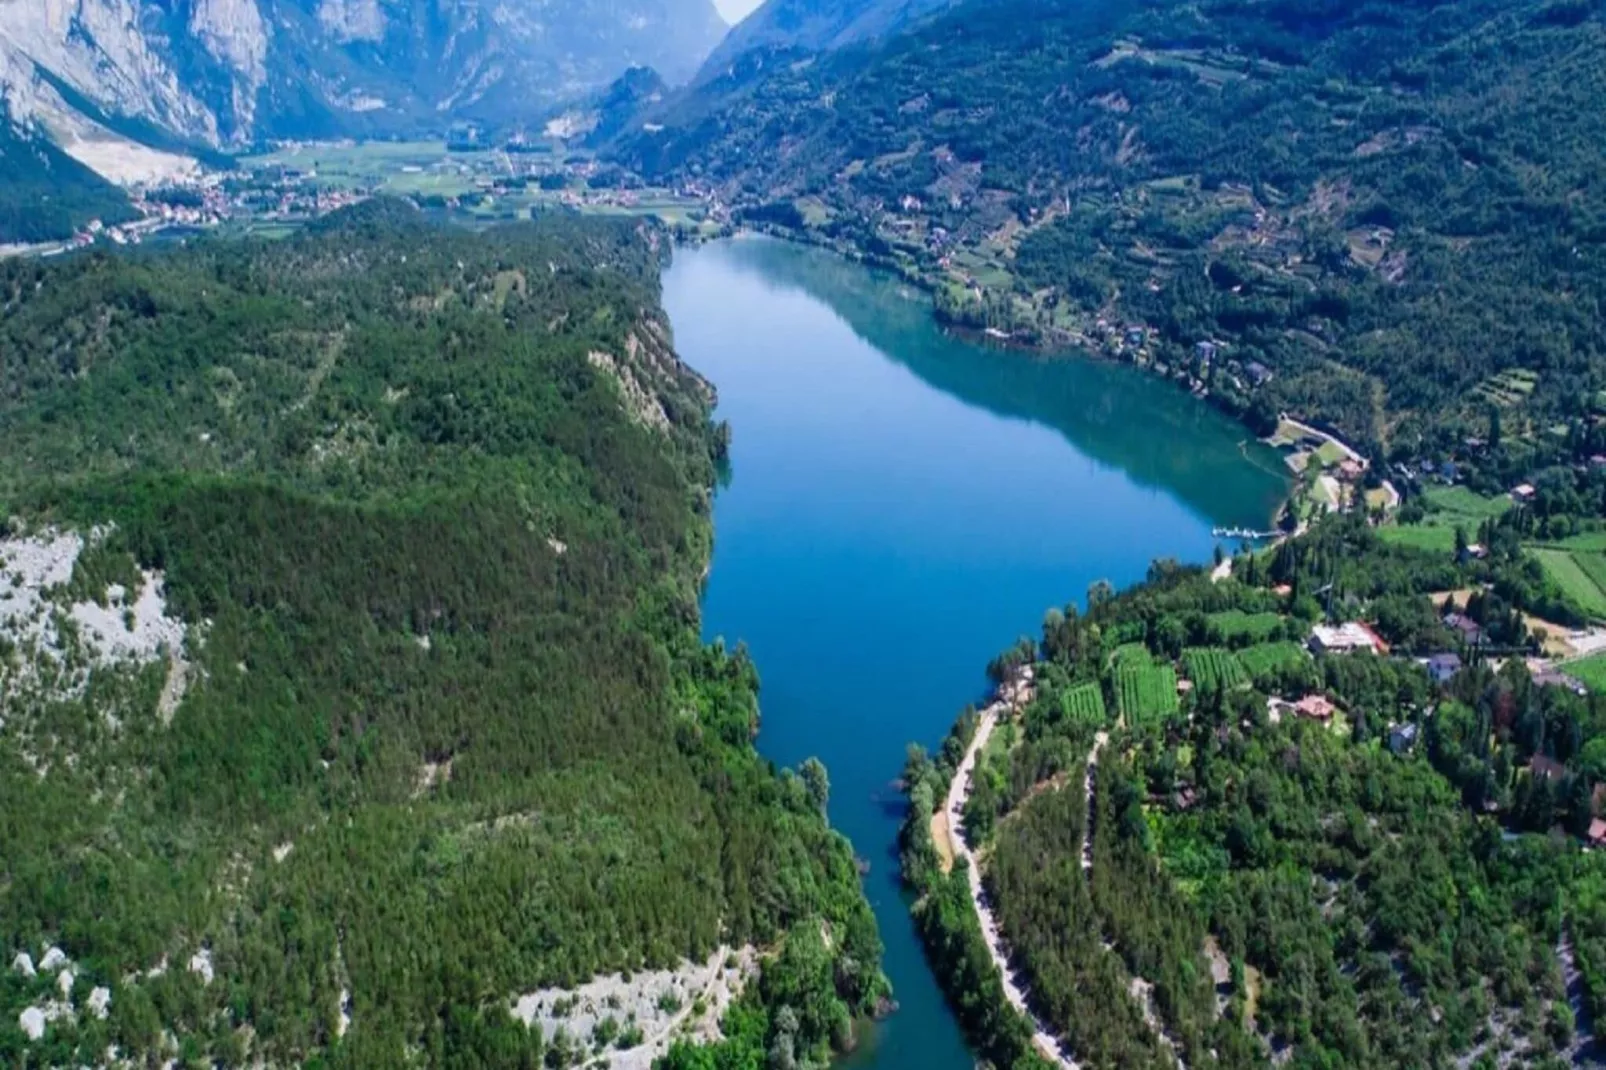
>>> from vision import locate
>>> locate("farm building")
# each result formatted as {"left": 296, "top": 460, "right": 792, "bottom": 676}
{"left": 1308, "top": 622, "right": 1387, "bottom": 656}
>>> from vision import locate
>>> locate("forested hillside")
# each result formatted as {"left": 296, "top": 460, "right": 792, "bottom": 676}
{"left": 0, "top": 201, "right": 884, "bottom": 1066}
{"left": 611, "top": 0, "right": 1606, "bottom": 456}
{"left": 903, "top": 517, "right": 1606, "bottom": 1069}
{"left": 0, "top": 112, "right": 133, "bottom": 242}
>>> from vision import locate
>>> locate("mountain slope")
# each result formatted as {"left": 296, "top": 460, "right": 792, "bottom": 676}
{"left": 0, "top": 0, "right": 729, "bottom": 157}
{"left": 0, "top": 203, "right": 885, "bottom": 1066}
{"left": 0, "top": 106, "right": 135, "bottom": 242}
{"left": 695, "top": 0, "right": 953, "bottom": 82}
{"left": 612, "top": 0, "right": 1606, "bottom": 455}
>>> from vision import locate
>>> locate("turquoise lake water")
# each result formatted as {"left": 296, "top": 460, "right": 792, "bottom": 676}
{"left": 661, "top": 236, "right": 1289, "bottom": 1069}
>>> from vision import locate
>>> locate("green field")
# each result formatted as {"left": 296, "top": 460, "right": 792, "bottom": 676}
{"left": 1566, "top": 654, "right": 1606, "bottom": 693}
{"left": 1110, "top": 642, "right": 1155, "bottom": 670}
{"left": 1237, "top": 641, "right": 1311, "bottom": 679}
{"left": 1116, "top": 665, "right": 1180, "bottom": 727}
{"left": 1531, "top": 531, "right": 1606, "bottom": 552}
{"left": 241, "top": 140, "right": 498, "bottom": 195}
{"left": 1183, "top": 647, "right": 1248, "bottom": 691}
{"left": 1422, "top": 485, "right": 1513, "bottom": 521}
{"left": 1378, "top": 524, "right": 1459, "bottom": 552}
{"left": 1060, "top": 682, "right": 1109, "bottom": 727}
{"left": 1533, "top": 548, "right": 1606, "bottom": 618}
{"left": 1315, "top": 441, "right": 1348, "bottom": 467}
{"left": 1207, "top": 610, "right": 1285, "bottom": 643}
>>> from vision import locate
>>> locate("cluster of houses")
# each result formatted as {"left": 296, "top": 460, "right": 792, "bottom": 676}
{"left": 1293, "top": 609, "right": 1606, "bottom": 844}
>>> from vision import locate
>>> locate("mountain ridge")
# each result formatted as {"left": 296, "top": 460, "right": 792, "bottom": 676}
{"left": 607, "top": 0, "right": 1606, "bottom": 456}
{"left": 0, "top": 0, "right": 729, "bottom": 179}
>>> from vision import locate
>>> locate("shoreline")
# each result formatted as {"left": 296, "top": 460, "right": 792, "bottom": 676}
{"left": 676, "top": 222, "right": 1319, "bottom": 536}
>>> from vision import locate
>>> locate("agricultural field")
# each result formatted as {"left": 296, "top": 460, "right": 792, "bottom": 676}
{"left": 1532, "top": 548, "right": 1606, "bottom": 619}
{"left": 1422, "top": 485, "right": 1513, "bottom": 522}
{"left": 1476, "top": 368, "right": 1538, "bottom": 408}
{"left": 1236, "top": 641, "right": 1311, "bottom": 679}
{"left": 1059, "top": 682, "right": 1109, "bottom": 727}
{"left": 1531, "top": 531, "right": 1606, "bottom": 552}
{"left": 1377, "top": 524, "right": 1459, "bottom": 553}
{"left": 1183, "top": 647, "right": 1248, "bottom": 691}
{"left": 1207, "top": 610, "right": 1285, "bottom": 643}
{"left": 1566, "top": 654, "right": 1606, "bottom": 694}
{"left": 1109, "top": 642, "right": 1155, "bottom": 670}
{"left": 241, "top": 140, "right": 502, "bottom": 195}
{"left": 1116, "top": 665, "right": 1180, "bottom": 728}
{"left": 1381, "top": 485, "right": 1515, "bottom": 553}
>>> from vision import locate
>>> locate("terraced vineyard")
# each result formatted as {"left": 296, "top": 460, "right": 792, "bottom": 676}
{"left": 1115, "top": 665, "right": 1179, "bottom": 728}
{"left": 1060, "top": 681, "right": 1109, "bottom": 728}
{"left": 1183, "top": 647, "right": 1247, "bottom": 692}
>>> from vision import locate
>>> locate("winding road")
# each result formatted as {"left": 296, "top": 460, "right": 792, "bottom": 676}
{"left": 945, "top": 671, "right": 1194, "bottom": 1070}
{"left": 942, "top": 678, "right": 1107, "bottom": 1070}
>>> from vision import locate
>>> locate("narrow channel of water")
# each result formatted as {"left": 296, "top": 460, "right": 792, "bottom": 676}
{"left": 663, "top": 236, "right": 1288, "bottom": 1069}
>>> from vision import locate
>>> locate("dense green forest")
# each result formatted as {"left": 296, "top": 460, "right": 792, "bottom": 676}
{"left": 902, "top": 516, "right": 1606, "bottom": 1069}
{"left": 610, "top": 0, "right": 1606, "bottom": 456}
{"left": 0, "top": 201, "right": 885, "bottom": 1066}
{"left": 0, "top": 112, "right": 134, "bottom": 243}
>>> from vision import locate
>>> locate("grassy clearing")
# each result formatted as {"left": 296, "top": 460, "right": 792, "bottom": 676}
{"left": 1207, "top": 610, "right": 1285, "bottom": 643}
{"left": 1532, "top": 548, "right": 1606, "bottom": 619}
{"left": 1423, "top": 485, "right": 1512, "bottom": 521}
{"left": 1378, "top": 524, "right": 1458, "bottom": 553}
{"left": 1109, "top": 642, "right": 1155, "bottom": 670}
{"left": 1315, "top": 441, "right": 1348, "bottom": 467}
{"left": 1237, "top": 641, "right": 1310, "bottom": 679}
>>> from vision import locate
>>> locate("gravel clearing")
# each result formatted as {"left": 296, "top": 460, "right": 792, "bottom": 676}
{"left": 510, "top": 946, "right": 757, "bottom": 1069}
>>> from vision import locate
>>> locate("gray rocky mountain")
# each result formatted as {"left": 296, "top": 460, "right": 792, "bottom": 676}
{"left": 0, "top": 0, "right": 727, "bottom": 183}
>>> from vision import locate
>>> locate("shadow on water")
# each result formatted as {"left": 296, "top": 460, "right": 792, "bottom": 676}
{"left": 703, "top": 235, "right": 1290, "bottom": 529}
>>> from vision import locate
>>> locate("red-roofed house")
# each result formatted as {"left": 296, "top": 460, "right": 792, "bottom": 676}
{"left": 1294, "top": 695, "right": 1337, "bottom": 721}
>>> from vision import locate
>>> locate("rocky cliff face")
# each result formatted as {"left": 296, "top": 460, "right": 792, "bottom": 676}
{"left": 0, "top": 0, "right": 727, "bottom": 177}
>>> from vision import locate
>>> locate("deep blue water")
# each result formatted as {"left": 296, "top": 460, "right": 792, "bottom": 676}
{"left": 662, "top": 236, "right": 1288, "bottom": 1069}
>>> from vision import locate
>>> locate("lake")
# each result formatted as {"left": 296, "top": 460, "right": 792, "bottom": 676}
{"left": 662, "top": 236, "right": 1288, "bottom": 1069}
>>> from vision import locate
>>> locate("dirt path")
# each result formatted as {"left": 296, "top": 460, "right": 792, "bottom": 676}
{"left": 944, "top": 694, "right": 1083, "bottom": 1069}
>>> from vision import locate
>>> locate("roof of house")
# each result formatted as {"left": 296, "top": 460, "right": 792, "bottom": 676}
{"left": 1531, "top": 755, "right": 1567, "bottom": 780}
{"left": 1310, "top": 622, "right": 1388, "bottom": 654}
{"left": 1294, "top": 694, "right": 1337, "bottom": 720}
